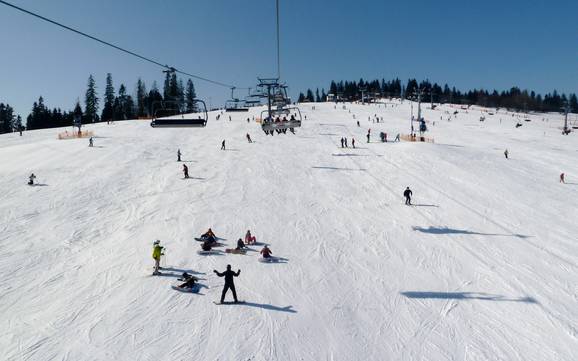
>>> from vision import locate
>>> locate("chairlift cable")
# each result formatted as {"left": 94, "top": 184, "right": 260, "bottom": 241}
{"left": 0, "top": 0, "right": 242, "bottom": 89}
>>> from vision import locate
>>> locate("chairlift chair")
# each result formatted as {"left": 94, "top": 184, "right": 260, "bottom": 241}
{"left": 150, "top": 100, "right": 208, "bottom": 128}
{"left": 261, "top": 106, "right": 302, "bottom": 132}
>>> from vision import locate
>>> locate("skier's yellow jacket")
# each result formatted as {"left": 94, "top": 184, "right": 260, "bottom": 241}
{"left": 152, "top": 245, "right": 163, "bottom": 260}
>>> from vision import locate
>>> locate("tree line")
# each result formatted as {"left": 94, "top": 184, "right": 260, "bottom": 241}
{"left": 0, "top": 72, "right": 198, "bottom": 133}
{"left": 298, "top": 78, "right": 578, "bottom": 113}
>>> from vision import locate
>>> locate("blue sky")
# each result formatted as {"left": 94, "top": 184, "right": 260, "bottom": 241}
{"left": 0, "top": 0, "right": 576, "bottom": 117}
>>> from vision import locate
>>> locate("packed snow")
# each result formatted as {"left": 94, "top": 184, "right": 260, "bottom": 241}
{"left": 1, "top": 100, "right": 577, "bottom": 361}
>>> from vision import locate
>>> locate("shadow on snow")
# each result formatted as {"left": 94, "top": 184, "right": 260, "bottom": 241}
{"left": 412, "top": 226, "right": 531, "bottom": 238}
{"left": 312, "top": 166, "right": 367, "bottom": 171}
{"left": 401, "top": 291, "right": 537, "bottom": 303}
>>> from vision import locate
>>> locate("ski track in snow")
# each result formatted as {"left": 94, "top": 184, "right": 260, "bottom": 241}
{"left": 0, "top": 101, "right": 577, "bottom": 360}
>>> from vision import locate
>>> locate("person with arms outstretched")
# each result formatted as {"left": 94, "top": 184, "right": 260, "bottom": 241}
{"left": 214, "top": 265, "right": 241, "bottom": 303}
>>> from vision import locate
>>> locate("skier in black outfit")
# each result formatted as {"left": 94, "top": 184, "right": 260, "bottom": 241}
{"left": 221, "top": 140, "right": 226, "bottom": 150}
{"left": 404, "top": 187, "right": 413, "bottom": 205}
{"left": 214, "top": 265, "right": 241, "bottom": 303}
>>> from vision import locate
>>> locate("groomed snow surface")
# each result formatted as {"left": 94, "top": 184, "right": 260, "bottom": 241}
{"left": 1, "top": 100, "right": 577, "bottom": 361}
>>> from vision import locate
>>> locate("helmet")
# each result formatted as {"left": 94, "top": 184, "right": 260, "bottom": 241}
{"left": 153, "top": 240, "right": 160, "bottom": 245}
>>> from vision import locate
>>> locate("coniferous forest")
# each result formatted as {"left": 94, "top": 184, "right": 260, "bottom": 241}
{"left": 1, "top": 75, "right": 577, "bottom": 134}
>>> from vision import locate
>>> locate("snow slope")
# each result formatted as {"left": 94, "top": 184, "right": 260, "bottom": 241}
{"left": 1, "top": 101, "right": 577, "bottom": 361}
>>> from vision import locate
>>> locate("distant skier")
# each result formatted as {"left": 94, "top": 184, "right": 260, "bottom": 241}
{"left": 504, "top": 149, "right": 509, "bottom": 159}
{"left": 560, "top": 173, "right": 565, "bottom": 183}
{"left": 247, "top": 118, "right": 250, "bottom": 123}
{"left": 403, "top": 187, "right": 413, "bottom": 205}
{"left": 344, "top": 137, "right": 348, "bottom": 148}
{"left": 245, "top": 230, "right": 256, "bottom": 245}
{"left": 28, "top": 173, "right": 36, "bottom": 185}
{"left": 352, "top": 138, "right": 356, "bottom": 149}
{"left": 366, "top": 132, "right": 370, "bottom": 143}
{"left": 384, "top": 133, "right": 387, "bottom": 143}
{"left": 177, "top": 149, "right": 181, "bottom": 162}
{"left": 246, "top": 133, "right": 253, "bottom": 143}
{"left": 340, "top": 137, "right": 344, "bottom": 148}
{"left": 260, "top": 245, "right": 272, "bottom": 259}
{"left": 152, "top": 240, "right": 164, "bottom": 275}
{"left": 89, "top": 137, "right": 93, "bottom": 147}
{"left": 182, "top": 164, "right": 189, "bottom": 178}
{"left": 357, "top": 120, "right": 360, "bottom": 127}
{"left": 214, "top": 265, "right": 241, "bottom": 303}
{"left": 221, "top": 140, "right": 226, "bottom": 150}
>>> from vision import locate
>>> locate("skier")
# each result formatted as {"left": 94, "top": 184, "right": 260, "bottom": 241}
{"left": 367, "top": 132, "right": 370, "bottom": 143}
{"left": 28, "top": 173, "right": 36, "bottom": 185}
{"left": 403, "top": 187, "right": 413, "bottom": 205}
{"left": 246, "top": 133, "right": 252, "bottom": 143}
{"left": 177, "top": 149, "right": 181, "bottom": 162}
{"left": 182, "top": 164, "right": 189, "bottom": 179}
{"left": 357, "top": 120, "right": 360, "bottom": 127}
{"left": 260, "top": 245, "right": 272, "bottom": 259}
{"left": 344, "top": 137, "right": 348, "bottom": 148}
{"left": 213, "top": 265, "right": 241, "bottom": 303}
{"left": 560, "top": 173, "right": 565, "bottom": 183}
{"left": 504, "top": 149, "right": 509, "bottom": 159}
{"left": 352, "top": 138, "right": 356, "bottom": 149}
{"left": 235, "top": 238, "right": 245, "bottom": 250}
{"left": 89, "top": 137, "right": 93, "bottom": 147}
{"left": 152, "top": 240, "right": 164, "bottom": 275}
{"left": 340, "top": 137, "right": 344, "bottom": 148}
{"left": 221, "top": 140, "right": 226, "bottom": 150}
{"left": 384, "top": 133, "right": 387, "bottom": 143}
{"left": 245, "top": 230, "right": 256, "bottom": 245}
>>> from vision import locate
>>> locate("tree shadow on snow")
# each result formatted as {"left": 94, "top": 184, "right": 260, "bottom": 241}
{"left": 312, "top": 166, "right": 367, "bottom": 172}
{"left": 241, "top": 302, "right": 297, "bottom": 313}
{"left": 401, "top": 291, "right": 537, "bottom": 303}
{"left": 412, "top": 226, "right": 531, "bottom": 238}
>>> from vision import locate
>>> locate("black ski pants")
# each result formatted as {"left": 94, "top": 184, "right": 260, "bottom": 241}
{"left": 221, "top": 283, "right": 238, "bottom": 302}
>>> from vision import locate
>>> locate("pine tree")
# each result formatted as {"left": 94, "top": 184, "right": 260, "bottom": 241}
{"left": 185, "top": 79, "right": 197, "bottom": 112}
{"left": 102, "top": 73, "right": 115, "bottom": 121}
{"left": 177, "top": 79, "right": 185, "bottom": 111}
{"left": 298, "top": 93, "right": 305, "bottom": 103}
{"left": 84, "top": 74, "right": 99, "bottom": 123}
{"left": 136, "top": 78, "right": 147, "bottom": 117}
{"left": 306, "top": 89, "right": 315, "bottom": 102}
{"left": 315, "top": 88, "right": 321, "bottom": 102}
{"left": 0, "top": 103, "right": 14, "bottom": 134}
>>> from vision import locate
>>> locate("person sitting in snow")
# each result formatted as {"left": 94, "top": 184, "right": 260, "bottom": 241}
{"left": 245, "top": 230, "right": 256, "bottom": 245}
{"left": 201, "top": 240, "right": 213, "bottom": 251}
{"left": 178, "top": 275, "right": 197, "bottom": 289}
{"left": 236, "top": 238, "right": 245, "bottom": 250}
{"left": 201, "top": 228, "right": 216, "bottom": 243}
{"left": 260, "top": 245, "right": 272, "bottom": 259}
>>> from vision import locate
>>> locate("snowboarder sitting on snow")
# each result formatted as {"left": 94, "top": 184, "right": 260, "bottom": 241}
{"left": 260, "top": 245, "right": 272, "bottom": 258}
{"left": 152, "top": 240, "right": 165, "bottom": 275}
{"left": 404, "top": 187, "right": 413, "bottom": 205}
{"left": 178, "top": 275, "right": 197, "bottom": 289}
{"left": 214, "top": 265, "right": 241, "bottom": 303}
{"left": 28, "top": 173, "right": 36, "bottom": 185}
{"left": 236, "top": 238, "right": 245, "bottom": 250}
{"left": 245, "top": 230, "right": 256, "bottom": 245}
